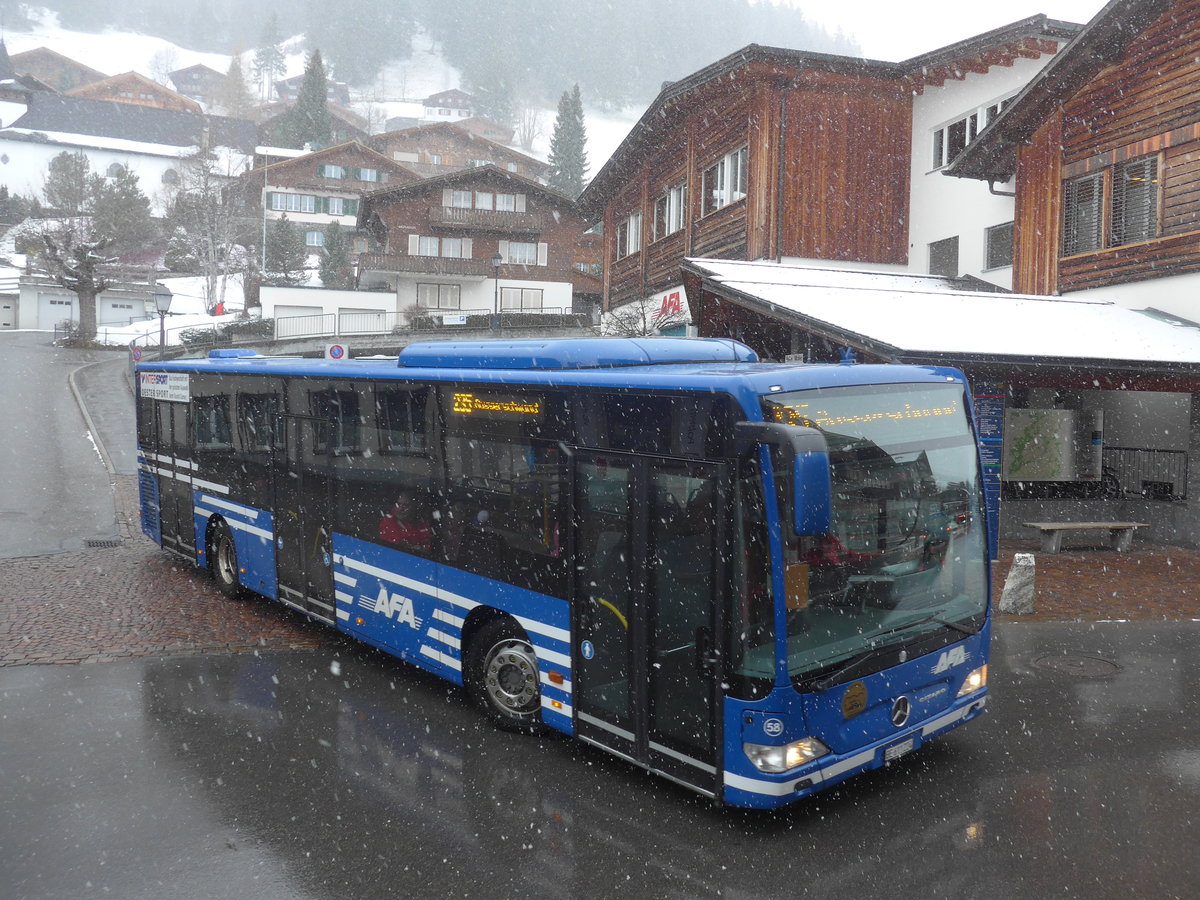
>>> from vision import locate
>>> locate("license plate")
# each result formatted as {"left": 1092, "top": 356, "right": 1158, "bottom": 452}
{"left": 884, "top": 738, "right": 914, "bottom": 762}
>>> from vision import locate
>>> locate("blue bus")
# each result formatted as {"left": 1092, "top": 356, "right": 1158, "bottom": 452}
{"left": 135, "top": 337, "right": 989, "bottom": 810}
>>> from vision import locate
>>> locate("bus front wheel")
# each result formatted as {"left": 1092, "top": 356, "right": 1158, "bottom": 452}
{"left": 209, "top": 522, "right": 241, "bottom": 599}
{"left": 468, "top": 618, "right": 542, "bottom": 732}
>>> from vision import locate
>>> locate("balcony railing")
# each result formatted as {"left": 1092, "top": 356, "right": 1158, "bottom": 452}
{"left": 357, "top": 253, "right": 495, "bottom": 277}
{"left": 427, "top": 205, "right": 544, "bottom": 233}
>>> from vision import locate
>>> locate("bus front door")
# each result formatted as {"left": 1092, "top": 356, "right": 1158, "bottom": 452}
{"left": 272, "top": 415, "right": 336, "bottom": 624}
{"left": 572, "top": 454, "right": 727, "bottom": 800}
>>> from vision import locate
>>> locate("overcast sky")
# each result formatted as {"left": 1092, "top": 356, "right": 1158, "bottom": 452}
{"left": 801, "top": 1, "right": 1110, "bottom": 60}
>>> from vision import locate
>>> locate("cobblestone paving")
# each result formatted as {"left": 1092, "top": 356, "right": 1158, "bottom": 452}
{"left": 4, "top": 474, "right": 1199, "bottom": 666}
{"left": 0, "top": 475, "right": 326, "bottom": 666}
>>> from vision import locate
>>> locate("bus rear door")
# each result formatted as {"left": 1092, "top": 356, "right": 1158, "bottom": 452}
{"left": 272, "top": 415, "right": 336, "bottom": 624}
{"left": 572, "top": 453, "right": 727, "bottom": 799}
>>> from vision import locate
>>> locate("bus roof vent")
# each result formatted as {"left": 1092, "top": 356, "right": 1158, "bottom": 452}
{"left": 397, "top": 338, "right": 757, "bottom": 370}
{"left": 208, "top": 349, "right": 260, "bottom": 359}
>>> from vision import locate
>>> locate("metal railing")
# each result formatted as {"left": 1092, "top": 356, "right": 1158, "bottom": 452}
{"left": 1102, "top": 446, "right": 1189, "bottom": 500}
{"left": 271, "top": 307, "right": 593, "bottom": 340}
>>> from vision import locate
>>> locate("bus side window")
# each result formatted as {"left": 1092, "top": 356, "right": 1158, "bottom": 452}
{"left": 237, "top": 392, "right": 282, "bottom": 452}
{"left": 193, "top": 395, "right": 233, "bottom": 451}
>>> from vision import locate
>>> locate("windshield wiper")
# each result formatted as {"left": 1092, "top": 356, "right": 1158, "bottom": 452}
{"left": 890, "top": 612, "right": 981, "bottom": 637}
{"left": 811, "top": 644, "right": 891, "bottom": 692}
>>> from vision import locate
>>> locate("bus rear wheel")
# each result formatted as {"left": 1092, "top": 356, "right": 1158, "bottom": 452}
{"left": 468, "top": 619, "right": 542, "bottom": 732}
{"left": 209, "top": 522, "right": 241, "bottom": 599}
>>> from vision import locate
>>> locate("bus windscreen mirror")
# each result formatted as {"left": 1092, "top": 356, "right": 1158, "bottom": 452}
{"left": 793, "top": 450, "right": 832, "bottom": 536}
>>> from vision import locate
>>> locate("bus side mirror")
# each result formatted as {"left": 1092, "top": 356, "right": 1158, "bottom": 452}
{"left": 735, "top": 421, "right": 832, "bottom": 536}
{"left": 793, "top": 449, "right": 831, "bottom": 537}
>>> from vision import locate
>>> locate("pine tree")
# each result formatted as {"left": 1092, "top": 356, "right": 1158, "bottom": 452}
{"left": 253, "top": 12, "right": 288, "bottom": 101}
{"left": 43, "top": 150, "right": 99, "bottom": 215}
{"left": 164, "top": 226, "right": 199, "bottom": 272}
{"left": 215, "top": 51, "right": 255, "bottom": 118}
{"left": 318, "top": 221, "right": 351, "bottom": 288}
{"left": 547, "top": 84, "right": 589, "bottom": 198}
{"left": 278, "top": 50, "right": 333, "bottom": 150}
{"left": 264, "top": 214, "right": 309, "bottom": 286}
{"left": 91, "top": 167, "right": 155, "bottom": 256}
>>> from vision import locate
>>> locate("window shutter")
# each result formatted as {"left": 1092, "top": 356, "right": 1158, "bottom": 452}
{"left": 316, "top": 196, "right": 328, "bottom": 214}
{"left": 1063, "top": 174, "right": 1103, "bottom": 256}
{"left": 442, "top": 188, "right": 453, "bottom": 207}
{"left": 265, "top": 191, "right": 276, "bottom": 209}
{"left": 515, "top": 194, "right": 526, "bottom": 212}
{"left": 316, "top": 164, "right": 325, "bottom": 177}
{"left": 407, "top": 234, "right": 420, "bottom": 255}
{"left": 498, "top": 240, "right": 509, "bottom": 262}
{"left": 536, "top": 242, "right": 548, "bottom": 266}
{"left": 346, "top": 199, "right": 358, "bottom": 216}
{"left": 462, "top": 238, "right": 473, "bottom": 258}
{"left": 351, "top": 168, "right": 361, "bottom": 181}
{"left": 1111, "top": 157, "right": 1157, "bottom": 247}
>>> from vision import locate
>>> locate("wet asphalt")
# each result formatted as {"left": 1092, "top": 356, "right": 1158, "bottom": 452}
{"left": 2, "top": 332, "right": 1199, "bottom": 897}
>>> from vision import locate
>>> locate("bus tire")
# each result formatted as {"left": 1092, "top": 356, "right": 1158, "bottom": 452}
{"left": 467, "top": 618, "right": 542, "bottom": 732}
{"left": 209, "top": 522, "right": 242, "bottom": 599}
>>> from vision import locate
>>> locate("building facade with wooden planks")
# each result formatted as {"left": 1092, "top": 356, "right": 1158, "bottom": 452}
{"left": 578, "top": 17, "right": 1079, "bottom": 315}
{"left": 950, "top": 0, "right": 1200, "bottom": 318}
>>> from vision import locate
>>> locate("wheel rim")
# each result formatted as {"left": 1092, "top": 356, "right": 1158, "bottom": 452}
{"left": 216, "top": 533, "right": 236, "bottom": 585}
{"left": 483, "top": 638, "right": 539, "bottom": 715}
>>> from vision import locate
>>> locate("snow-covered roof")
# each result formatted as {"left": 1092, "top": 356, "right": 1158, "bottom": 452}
{"left": 684, "top": 258, "right": 1200, "bottom": 369}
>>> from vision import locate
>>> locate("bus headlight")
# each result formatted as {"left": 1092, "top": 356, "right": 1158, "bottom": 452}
{"left": 744, "top": 737, "right": 829, "bottom": 773}
{"left": 956, "top": 664, "right": 987, "bottom": 697}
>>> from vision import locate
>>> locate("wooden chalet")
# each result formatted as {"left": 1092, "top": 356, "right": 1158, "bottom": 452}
{"left": 948, "top": 0, "right": 1200, "bottom": 306}
{"left": 252, "top": 101, "right": 371, "bottom": 148}
{"left": 578, "top": 20, "right": 1078, "bottom": 313}
{"left": 356, "top": 166, "right": 587, "bottom": 313}
{"left": 10, "top": 47, "right": 106, "bottom": 92}
{"left": 170, "top": 64, "right": 225, "bottom": 105}
{"left": 367, "top": 123, "right": 550, "bottom": 182}
{"left": 66, "top": 71, "right": 202, "bottom": 114}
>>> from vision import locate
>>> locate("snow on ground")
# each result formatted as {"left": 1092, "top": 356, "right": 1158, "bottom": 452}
{"left": 95, "top": 274, "right": 247, "bottom": 349}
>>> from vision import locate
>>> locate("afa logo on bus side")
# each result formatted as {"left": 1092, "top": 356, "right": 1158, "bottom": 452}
{"left": 364, "top": 586, "right": 423, "bottom": 629}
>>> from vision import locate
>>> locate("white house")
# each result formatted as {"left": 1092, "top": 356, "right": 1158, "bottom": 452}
{"left": 0, "top": 94, "right": 258, "bottom": 215}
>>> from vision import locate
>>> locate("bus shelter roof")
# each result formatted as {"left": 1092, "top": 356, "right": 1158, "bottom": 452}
{"left": 682, "top": 259, "right": 1200, "bottom": 379}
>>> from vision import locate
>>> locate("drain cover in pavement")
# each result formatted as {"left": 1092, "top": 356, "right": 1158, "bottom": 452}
{"left": 1034, "top": 655, "right": 1120, "bottom": 677}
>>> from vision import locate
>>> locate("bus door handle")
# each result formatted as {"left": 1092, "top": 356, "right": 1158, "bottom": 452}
{"left": 695, "top": 626, "right": 718, "bottom": 675}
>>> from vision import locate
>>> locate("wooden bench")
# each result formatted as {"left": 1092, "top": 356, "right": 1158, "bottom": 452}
{"left": 1022, "top": 522, "right": 1148, "bottom": 554}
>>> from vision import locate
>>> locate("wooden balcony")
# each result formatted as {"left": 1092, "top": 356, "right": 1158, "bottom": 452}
{"left": 357, "top": 253, "right": 495, "bottom": 278}
{"left": 427, "top": 205, "right": 545, "bottom": 234}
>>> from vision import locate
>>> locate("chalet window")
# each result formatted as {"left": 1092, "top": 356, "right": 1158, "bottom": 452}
{"left": 468, "top": 158, "right": 494, "bottom": 167}
{"left": 496, "top": 193, "right": 517, "bottom": 211}
{"left": 319, "top": 164, "right": 346, "bottom": 179}
{"left": 107, "top": 163, "right": 126, "bottom": 178}
{"left": 327, "top": 197, "right": 344, "bottom": 215}
{"left": 653, "top": 183, "right": 687, "bottom": 240}
{"left": 417, "top": 235, "right": 439, "bottom": 256}
{"left": 269, "top": 193, "right": 317, "bottom": 214}
{"left": 501, "top": 287, "right": 544, "bottom": 310}
{"left": 450, "top": 190, "right": 472, "bottom": 208}
{"left": 429, "top": 154, "right": 442, "bottom": 165}
{"left": 306, "top": 231, "right": 325, "bottom": 247}
{"left": 932, "top": 96, "right": 1014, "bottom": 169}
{"left": 985, "top": 222, "right": 1014, "bottom": 269}
{"left": 441, "top": 237, "right": 467, "bottom": 258}
{"left": 929, "top": 236, "right": 959, "bottom": 277}
{"left": 416, "top": 283, "right": 461, "bottom": 309}
{"left": 357, "top": 168, "right": 378, "bottom": 183}
{"left": 475, "top": 191, "right": 494, "bottom": 210}
{"left": 507, "top": 241, "right": 538, "bottom": 265}
{"left": 615, "top": 212, "right": 642, "bottom": 259}
{"left": 1062, "top": 173, "right": 1104, "bottom": 256}
{"left": 1111, "top": 157, "right": 1158, "bottom": 247}
{"left": 702, "top": 146, "right": 747, "bottom": 215}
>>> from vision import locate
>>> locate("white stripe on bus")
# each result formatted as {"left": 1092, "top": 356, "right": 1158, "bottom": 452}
{"left": 198, "top": 494, "right": 262, "bottom": 520}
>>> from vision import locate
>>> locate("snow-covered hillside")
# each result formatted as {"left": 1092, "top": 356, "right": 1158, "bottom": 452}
{"left": 4, "top": 8, "right": 638, "bottom": 179}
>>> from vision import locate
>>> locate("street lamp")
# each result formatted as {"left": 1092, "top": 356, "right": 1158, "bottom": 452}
{"left": 153, "top": 283, "right": 173, "bottom": 360}
{"left": 491, "top": 251, "right": 503, "bottom": 331}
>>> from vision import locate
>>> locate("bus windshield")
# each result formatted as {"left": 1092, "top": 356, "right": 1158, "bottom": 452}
{"left": 754, "top": 381, "right": 988, "bottom": 685}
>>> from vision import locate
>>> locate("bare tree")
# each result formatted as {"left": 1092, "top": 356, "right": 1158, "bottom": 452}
{"left": 149, "top": 47, "right": 180, "bottom": 87}
{"left": 516, "top": 105, "right": 543, "bottom": 152}
{"left": 167, "top": 150, "right": 256, "bottom": 311}
{"left": 602, "top": 294, "right": 689, "bottom": 337}
{"left": 40, "top": 228, "right": 115, "bottom": 342}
